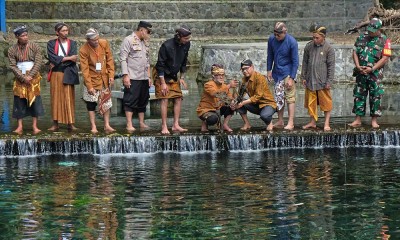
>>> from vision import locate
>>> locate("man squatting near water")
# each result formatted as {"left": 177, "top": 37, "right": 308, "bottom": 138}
{"left": 235, "top": 59, "right": 277, "bottom": 131}
{"left": 153, "top": 26, "right": 192, "bottom": 134}
{"left": 348, "top": 18, "right": 392, "bottom": 129}
{"left": 196, "top": 64, "right": 238, "bottom": 132}
{"left": 8, "top": 25, "right": 44, "bottom": 135}
{"left": 79, "top": 28, "right": 115, "bottom": 134}
{"left": 47, "top": 22, "right": 79, "bottom": 131}
{"left": 119, "top": 21, "right": 153, "bottom": 132}
{"left": 301, "top": 24, "right": 335, "bottom": 131}
{"left": 267, "top": 22, "right": 299, "bottom": 130}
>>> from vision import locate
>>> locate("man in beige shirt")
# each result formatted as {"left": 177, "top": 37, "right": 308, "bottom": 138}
{"left": 119, "top": 21, "right": 152, "bottom": 132}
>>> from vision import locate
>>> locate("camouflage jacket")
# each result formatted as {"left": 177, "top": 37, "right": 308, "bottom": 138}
{"left": 353, "top": 32, "right": 388, "bottom": 80}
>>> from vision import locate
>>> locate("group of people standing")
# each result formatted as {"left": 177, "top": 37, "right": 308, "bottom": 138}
{"left": 7, "top": 18, "right": 391, "bottom": 135}
{"left": 197, "top": 19, "right": 392, "bottom": 132}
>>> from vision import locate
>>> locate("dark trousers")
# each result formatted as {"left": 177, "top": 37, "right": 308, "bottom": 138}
{"left": 123, "top": 80, "right": 150, "bottom": 113}
{"left": 237, "top": 104, "right": 275, "bottom": 125}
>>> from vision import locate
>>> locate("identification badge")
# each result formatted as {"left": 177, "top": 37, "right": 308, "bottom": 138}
{"left": 96, "top": 62, "right": 102, "bottom": 71}
{"left": 21, "top": 65, "right": 26, "bottom": 75}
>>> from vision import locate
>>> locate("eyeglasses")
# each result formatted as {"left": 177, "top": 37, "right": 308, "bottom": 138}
{"left": 241, "top": 67, "right": 251, "bottom": 72}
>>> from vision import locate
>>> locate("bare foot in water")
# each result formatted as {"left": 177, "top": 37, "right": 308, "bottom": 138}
{"left": 161, "top": 126, "right": 170, "bottom": 135}
{"left": 240, "top": 124, "right": 251, "bottom": 131}
{"left": 273, "top": 120, "right": 284, "bottom": 129}
{"left": 126, "top": 127, "right": 136, "bottom": 133}
{"left": 172, "top": 126, "right": 188, "bottom": 132}
{"left": 33, "top": 128, "right": 41, "bottom": 135}
{"left": 302, "top": 122, "right": 317, "bottom": 130}
{"left": 371, "top": 117, "right": 380, "bottom": 129}
{"left": 348, "top": 121, "right": 361, "bottom": 128}
{"left": 104, "top": 127, "right": 116, "bottom": 134}
{"left": 68, "top": 124, "right": 78, "bottom": 131}
{"left": 324, "top": 126, "right": 331, "bottom": 131}
{"left": 91, "top": 128, "right": 99, "bottom": 134}
{"left": 140, "top": 123, "right": 150, "bottom": 131}
{"left": 13, "top": 128, "right": 23, "bottom": 135}
{"left": 284, "top": 124, "right": 294, "bottom": 131}
{"left": 223, "top": 125, "right": 233, "bottom": 132}
{"left": 48, "top": 125, "right": 59, "bottom": 131}
{"left": 266, "top": 123, "right": 273, "bottom": 131}
{"left": 371, "top": 123, "right": 380, "bottom": 129}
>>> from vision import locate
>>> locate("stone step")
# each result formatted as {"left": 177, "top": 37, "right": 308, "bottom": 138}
{"left": 7, "top": 0, "right": 361, "bottom": 20}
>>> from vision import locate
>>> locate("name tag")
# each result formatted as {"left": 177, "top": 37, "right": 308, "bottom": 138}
{"left": 21, "top": 65, "right": 26, "bottom": 75}
{"left": 96, "top": 62, "right": 102, "bottom": 71}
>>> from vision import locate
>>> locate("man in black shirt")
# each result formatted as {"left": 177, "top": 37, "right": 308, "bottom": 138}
{"left": 153, "top": 26, "right": 191, "bottom": 134}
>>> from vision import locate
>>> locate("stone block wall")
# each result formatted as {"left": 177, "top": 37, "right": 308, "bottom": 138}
{"left": 1, "top": 0, "right": 373, "bottom": 72}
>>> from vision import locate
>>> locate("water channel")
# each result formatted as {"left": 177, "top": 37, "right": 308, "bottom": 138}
{"left": 1, "top": 67, "right": 400, "bottom": 239}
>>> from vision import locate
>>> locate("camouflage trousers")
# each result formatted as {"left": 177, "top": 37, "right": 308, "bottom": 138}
{"left": 352, "top": 74, "right": 384, "bottom": 117}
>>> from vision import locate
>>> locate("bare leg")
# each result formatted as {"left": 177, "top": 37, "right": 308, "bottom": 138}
{"left": 239, "top": 113, "right": 252, "bottom": 130}
{"left": 171, "top": 98, "right": 187, "bottom": 132}
{"left": 88, "top": 111, "right": 98, "bottom": 134}
{"left": 103, "top": 110, "right": 115, "bottom": 133}
{"left": 138, "top": 112, "right": 149, "bottom": 130}
{"left": 371, "top": 116, "right": 379, "bottom": 128}
{"left": 348, "top": 115, "right": 362, "bottom": 127}
{"left": 201, "top": 121, "right": 208, "bottom": 132}
{"left": 274, "top": 107, "right": 285, "bottom": 128}
{"left": 222, "top": 115, "right": 233, "bottom": 132}
{"left": 324, "top": 111, "right": 331, "bottom": 131}
{"left": 32, "top": 117, "right": 41, "bottom": 134}
{"left": 125, "top": 111, "right": 136, "bottom": 132}
{"left": 284, "top": 102, "right": 295, "bottom": 130}
{"left": 14, "top": 119, "right": 23, "bottom": 134}
{"left": 160, "top": 99, "right": 170, "bottom": 134}
{"left": 302, "top": 117, "right": 317, "bottom": 130}
{"left": 48, "top": 120, "right": 59, "bottom": 131}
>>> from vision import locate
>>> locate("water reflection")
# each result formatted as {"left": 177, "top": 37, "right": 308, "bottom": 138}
{"left": 1, "top": 148, "right": 400, "bottom": 239}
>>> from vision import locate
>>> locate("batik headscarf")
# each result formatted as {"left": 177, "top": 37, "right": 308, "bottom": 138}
{"left": 55, "top": 22, "right": 68, "bottom": 32}
{"left": 175, "top": 25, "right": 192, "bottom": 37}
{"left": 211, "top": 64, "right": 225, "bottom": 76}
{"left": 85, "top": 28, "right": 99, "bottom": 39}
{"left": 309, "top": 24, "right": 327, "bottom": 36}
{"left": 13, "top": 25, "right": 28, "bottom": 37}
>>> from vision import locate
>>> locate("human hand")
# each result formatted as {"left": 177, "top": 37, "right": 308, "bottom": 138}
{"left": 229, "top": 79, "right": 239, "bottom": 88}
{"left": 267, "top": 71, "right": 273, "bottom": 82}
{"left": 88, "top": 88, "right": 96, "bottom": 95}
{"left": 123, "top": 75, "right": 131, "bottom": 88}
{"left": 161, "top": 83, "right": 169, "bottom": 96}
{"left": 285, "top": 78, "right": 294, "bottom": 90}
{"left": 180, "top": 78, "right": 187, "bottom": 89}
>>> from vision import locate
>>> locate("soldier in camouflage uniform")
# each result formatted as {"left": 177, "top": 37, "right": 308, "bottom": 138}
{"left": 349, "top": 18, "right": 392, "bottom": 128}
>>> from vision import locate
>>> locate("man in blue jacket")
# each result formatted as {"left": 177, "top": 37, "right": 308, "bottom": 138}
{"left": 267, "top": 22, "right": 299, "bottom": 130}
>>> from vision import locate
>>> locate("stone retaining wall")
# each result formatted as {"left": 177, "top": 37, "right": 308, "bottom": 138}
{"left": 1, "top": 0, "right": 372, "bottom": 71}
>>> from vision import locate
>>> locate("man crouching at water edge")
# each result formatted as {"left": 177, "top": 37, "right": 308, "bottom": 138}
{"left": 196, "top": 64, "right": 238, "bottom": 132}
{"left": 235, "top": 59, "right": 277, "bottom": 131}
{"left": 79, "top": 28, "right": 115, "bottom": 134}
{"left": 8, "top": 25, "right": 44, "bottom": 135}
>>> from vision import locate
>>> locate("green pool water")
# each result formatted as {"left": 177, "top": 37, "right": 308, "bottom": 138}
{"left": 1, "top": 147, "right": 399, "bottom": 239}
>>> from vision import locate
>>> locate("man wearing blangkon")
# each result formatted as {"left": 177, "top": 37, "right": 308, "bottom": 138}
{"left": 267, "top": 22, "right": 299, "bottom": 130}
{"left": 153, "top": 26, "right": 191, "bottom": 134}
{"left": 8, "top": 25, "right": 44, "bottom": 134}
